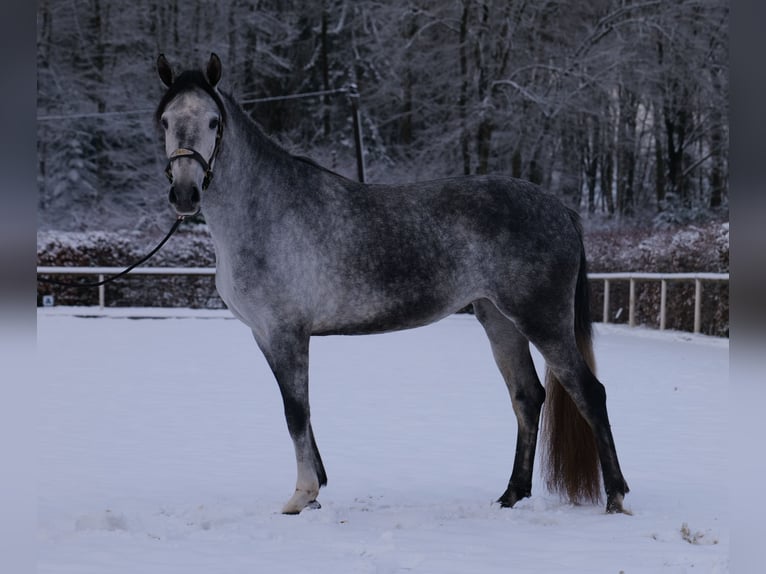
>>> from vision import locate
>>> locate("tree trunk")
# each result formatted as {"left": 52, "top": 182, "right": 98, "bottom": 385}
{"left": 459, "top": 0, "right": 471, "bottom": 175}
{"left": 654, "top": 108, "right": 666, "bottom": 209}
{"left": 561, "top": 118, "right": 586, "bottom": 209}
{"left": 400, "top": 8, "right": 416, "bottom": 147}
{"left": 584, "top": 119, "right": 599, "bottom": 214}
{"left": 708, "top": 125, "right": 724, "bottom": 208}
{"left": 321, "top": 5, "right": 332, "bottom": 139}
{"left": 616, "top": 86, "right": 637, "bottom": 216}
{"left": 476, "top": 118, "right": 493, "bottom": 175}
{"left": 601, "top": 144, "right": 615, "bottom": 216}
{"left": 88, "top": 0, "right": 108, "bottom": 194}
{"left": 511, "top": 148, "right": 522, "bottom": 179}
{"left": 708, "top": 69, "right": 726, "bottom": 208}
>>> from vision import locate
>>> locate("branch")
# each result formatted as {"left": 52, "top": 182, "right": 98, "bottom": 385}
{"left": 491, "top": 79, "right": 549, "bottom": 115}
{"left": 571, "top": 1, "right": 663, "bottom": 60}
{"left": 682, "top": 151, "right": 715, "bottom": 178}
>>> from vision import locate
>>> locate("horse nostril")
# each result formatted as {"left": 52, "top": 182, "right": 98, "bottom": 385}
{"left": 168, "top": 187, "right": 178, "bottom": 205}
{"left": 191, "top": 186, "right": 201, "bottom": 204}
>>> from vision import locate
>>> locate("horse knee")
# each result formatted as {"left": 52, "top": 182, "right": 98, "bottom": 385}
{"left": 281, "top": 394, "right": 309, "bottom": 439}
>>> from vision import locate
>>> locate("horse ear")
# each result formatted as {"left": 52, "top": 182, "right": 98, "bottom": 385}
{"left": 157, "top": 54, "right": 174, "bottom": 88}
{"left": 206, "top": 52, "right": 222, "bottom": 87}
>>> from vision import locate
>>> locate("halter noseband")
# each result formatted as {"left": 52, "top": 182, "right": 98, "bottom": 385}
{"left": 164, "top": 120, "right": 223, "bottom": 191}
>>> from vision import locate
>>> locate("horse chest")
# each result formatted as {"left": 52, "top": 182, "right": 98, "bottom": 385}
{"left": 210, "top": 231, "right": 314, "bottom": 324}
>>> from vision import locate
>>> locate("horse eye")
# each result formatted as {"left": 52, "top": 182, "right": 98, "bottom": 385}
{"left": 161, "top": 117, "right": 169, "bottom": 130}
{"left": 209, "top": 117, "right": 219, "bottom": 130}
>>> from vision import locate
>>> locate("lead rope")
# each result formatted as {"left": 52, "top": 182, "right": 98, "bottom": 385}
{"left": 37, "top": 216, "right": 186, "bottom": 288}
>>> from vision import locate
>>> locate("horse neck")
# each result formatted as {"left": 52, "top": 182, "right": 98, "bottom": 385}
{"left": 202, "top": 95, "right": 299, "bottom": 238}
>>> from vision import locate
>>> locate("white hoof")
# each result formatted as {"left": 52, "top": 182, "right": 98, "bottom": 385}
{"left": 281, "top": 489, "right": 319, "bottom": 515}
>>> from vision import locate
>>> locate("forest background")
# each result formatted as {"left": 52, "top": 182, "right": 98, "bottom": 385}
{"left": 37, "top": 0, "right": 728, "bottom": 231}
{"left": 35, "top": 0, "right": 730, "bottom": 334}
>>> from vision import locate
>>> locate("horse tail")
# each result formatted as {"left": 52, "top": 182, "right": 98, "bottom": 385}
{"left": 540, "top": 229, "right": 602, "bottom": 504}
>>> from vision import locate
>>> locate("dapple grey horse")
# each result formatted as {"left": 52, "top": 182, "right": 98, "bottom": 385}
{"left": 156, "top": 53, "right": 629, "bottom": 515}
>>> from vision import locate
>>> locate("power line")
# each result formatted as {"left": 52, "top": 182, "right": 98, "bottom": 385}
{"left": 37, "top": 109, "right": 153, "bottom": 121}
{"left": 37, "top": 87, "right": 351, "bottom": 122}
{"left": 241, "top": 86, "right": 348, "bottom": 105}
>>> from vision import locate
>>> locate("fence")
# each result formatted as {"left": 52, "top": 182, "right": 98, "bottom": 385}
{"left": 38, "top": 267, "right": 729, "bottom": 335}
{"left": 37, "top": 266, "right": 215, "bottom": 309}
{"left": 588, "top": 272, "right": 729, "bottom": 334}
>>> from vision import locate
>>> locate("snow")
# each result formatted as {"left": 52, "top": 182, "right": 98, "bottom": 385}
{"left": 37, "top": 308, "right": 729, "bottom": 573}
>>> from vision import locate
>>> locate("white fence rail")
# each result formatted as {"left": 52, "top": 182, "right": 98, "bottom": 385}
{"left": 588, "top": 272, "right": 729, "bottom": 333}
{"left": 38, "top": 267, "right": 729, "bottom": 334}
{"left": 37, "top": 266, "right": 215, "bottom": 309}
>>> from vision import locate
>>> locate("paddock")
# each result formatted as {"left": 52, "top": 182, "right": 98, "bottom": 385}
{"left": 37, "top": 308, "right": 728, "bottom": 573}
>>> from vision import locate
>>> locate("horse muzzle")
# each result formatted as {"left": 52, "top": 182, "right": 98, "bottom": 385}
{"left": 168, "top": 183, "right": 201, "bottom": 217}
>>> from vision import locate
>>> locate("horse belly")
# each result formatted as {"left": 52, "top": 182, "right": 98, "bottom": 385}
{"left": 311, "top": 292, "right": 467, "bottom": 336}
{"left": 310, "top": 257, "right": 479, "bottom": 336}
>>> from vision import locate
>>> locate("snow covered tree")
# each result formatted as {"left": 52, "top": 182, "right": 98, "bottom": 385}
{"left": 36, "top": 0, "right": 728, "bottom": 230}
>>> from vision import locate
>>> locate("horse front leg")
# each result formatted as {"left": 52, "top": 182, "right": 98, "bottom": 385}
{"left": 252, "top": 328, "right": 327, "bottom": 514}
{"left": 474, "top": 299, "right": 545, "bottom": 507}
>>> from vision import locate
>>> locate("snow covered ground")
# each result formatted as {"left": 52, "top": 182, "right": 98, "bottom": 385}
{"left": 37, "top": 308, "right": 729, "bottom": 573}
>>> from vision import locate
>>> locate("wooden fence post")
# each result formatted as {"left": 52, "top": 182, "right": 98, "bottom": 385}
{"left": 629, "top": 278, "right": 636, "bottom": 327}
{"left": 694, "top": 279, "right": 702, "bottom": 334}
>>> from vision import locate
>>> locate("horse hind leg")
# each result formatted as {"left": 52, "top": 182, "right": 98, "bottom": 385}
{"left": 523, "top": 323, "right": 629, "bottom": 513}
{"left": 539, "top": 340, "right": 629, "bottom": 513}
{"left": 473, "top": 299, "right": 545, "bottom": 508}
{"left": 251, "top": 328, "right": 327, "bottom": 514}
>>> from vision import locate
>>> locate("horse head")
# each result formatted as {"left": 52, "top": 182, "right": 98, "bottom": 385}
{"left": 156, "top": 53, "right": 224, "bottom": 217}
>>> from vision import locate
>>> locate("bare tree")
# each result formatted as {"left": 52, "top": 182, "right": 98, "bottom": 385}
{"left": 36, "top": 0, "right": 728, "bottom": 230}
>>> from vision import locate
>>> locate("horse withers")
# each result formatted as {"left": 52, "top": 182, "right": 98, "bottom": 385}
{"left": 155, "top": 53, "right": 629, "bottom": 515}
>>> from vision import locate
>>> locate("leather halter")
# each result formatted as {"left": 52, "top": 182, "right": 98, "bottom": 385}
{"left": 164, "top": 120, "right": 223, "bottom": 191}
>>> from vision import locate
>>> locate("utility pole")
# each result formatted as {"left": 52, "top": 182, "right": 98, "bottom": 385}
{"left": 347, "top": 83, "right": 366, "bottom": 183}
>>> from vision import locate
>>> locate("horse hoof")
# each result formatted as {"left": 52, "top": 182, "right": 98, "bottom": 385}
{"left": 281, "top": 489, "right": 320, "bottom": 515}
{"left": 496, "top": 485, "right": 531, "bottom": 508}
{"left": 606, "top": 493, "right": 631, "bottom": 515}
